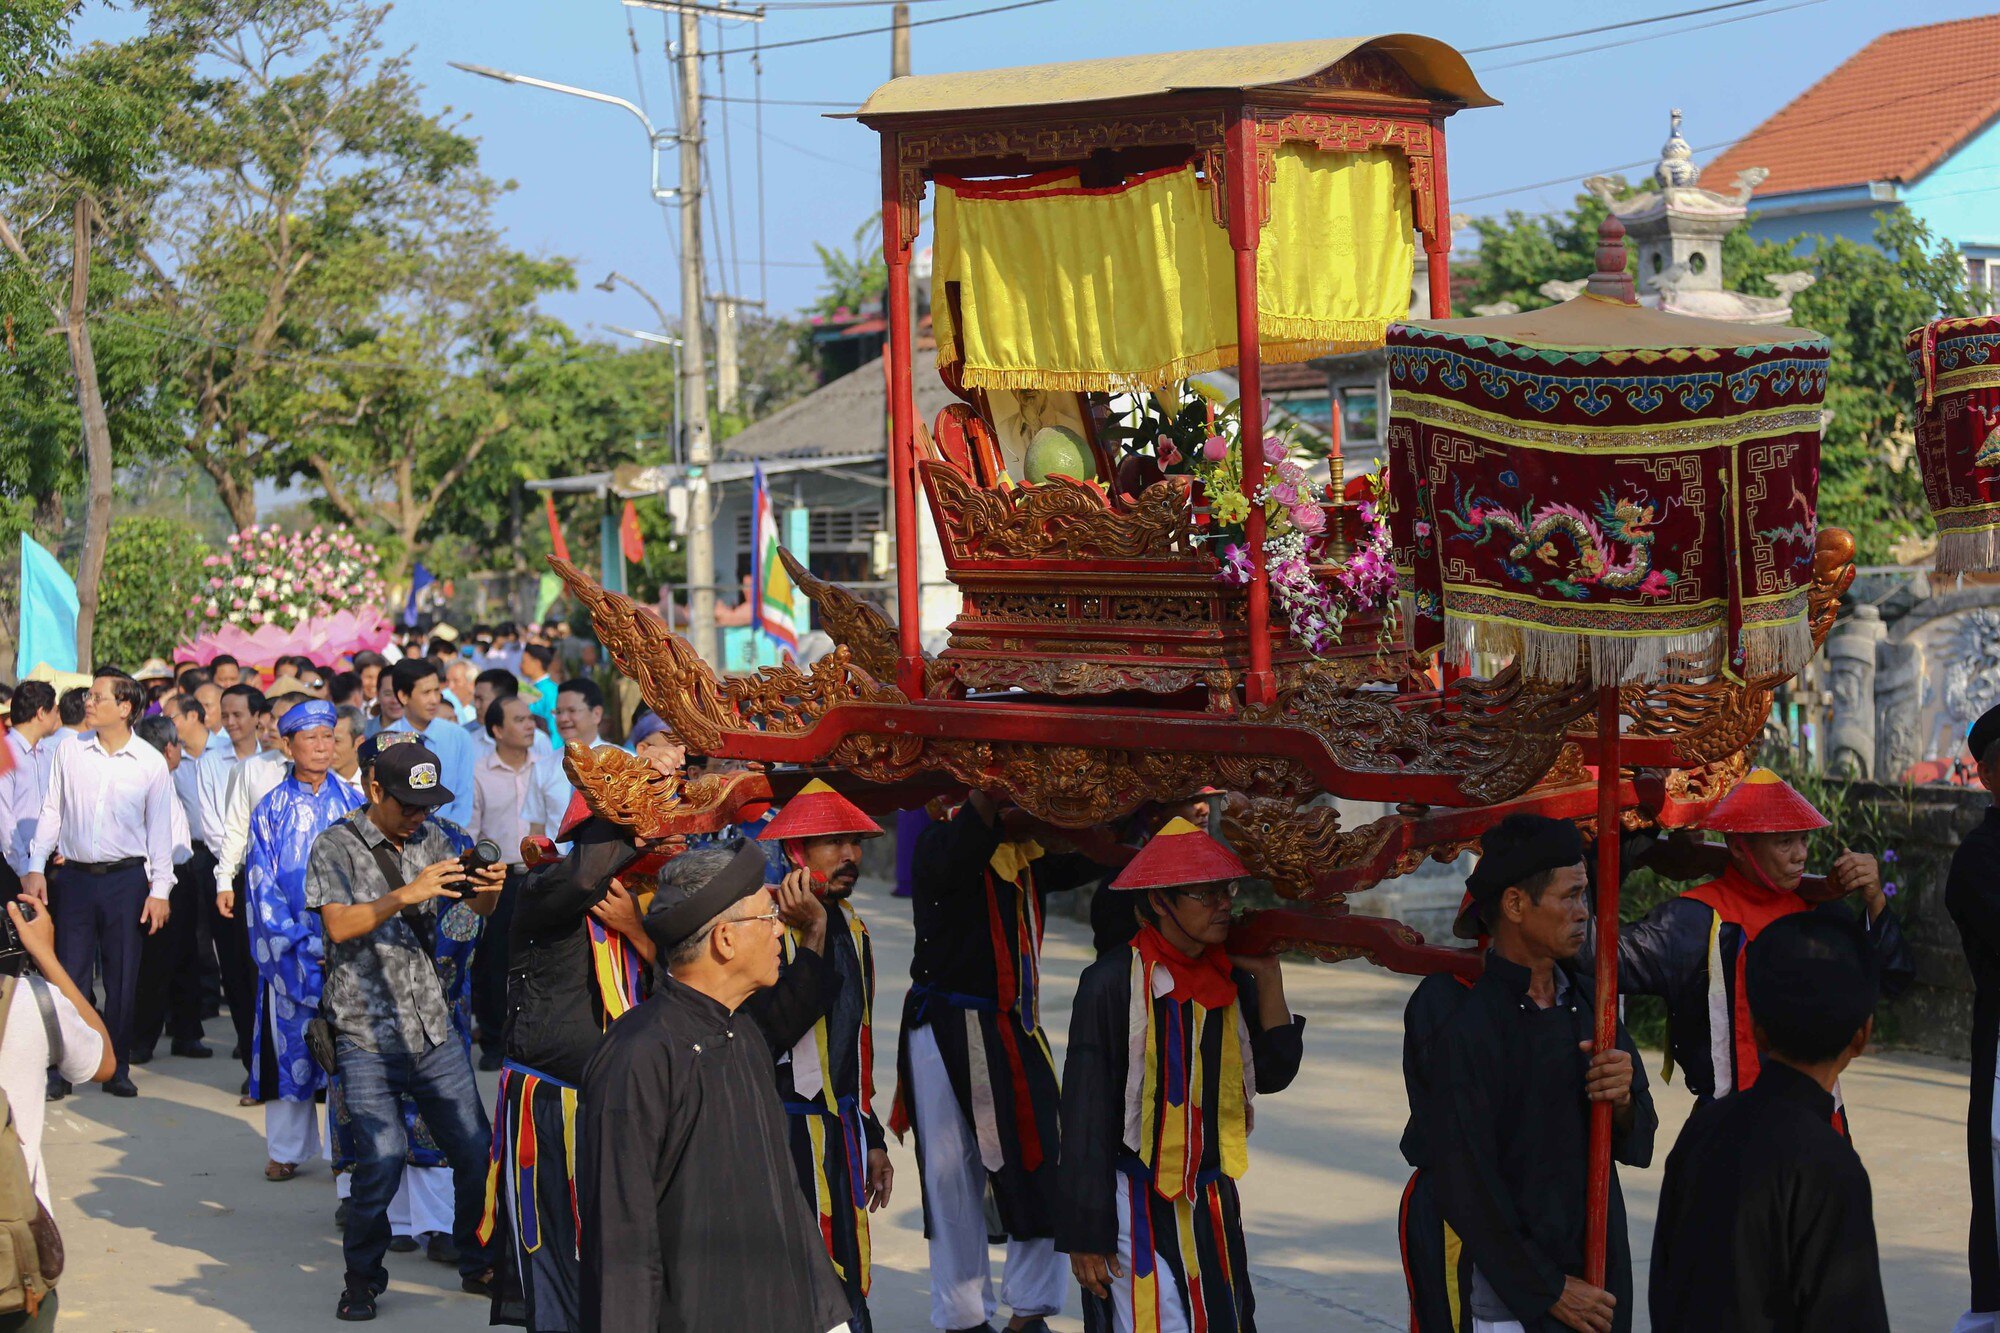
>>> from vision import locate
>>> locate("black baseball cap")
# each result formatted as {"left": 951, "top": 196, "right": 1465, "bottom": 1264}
{"left": 373, "top": 740, "right": 453, "bottom": 808}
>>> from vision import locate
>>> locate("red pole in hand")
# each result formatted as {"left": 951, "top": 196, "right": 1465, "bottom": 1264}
{"left": 1584, "top": 684, "right": 1620, "bottom": 1286}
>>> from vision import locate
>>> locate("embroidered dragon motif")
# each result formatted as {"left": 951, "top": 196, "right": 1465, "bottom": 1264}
{"left": 1448, "top": 485, "right": 1677, "bottom": 600}
{"left": 1977, "top": 423, "right": 2000, "bottom": 469}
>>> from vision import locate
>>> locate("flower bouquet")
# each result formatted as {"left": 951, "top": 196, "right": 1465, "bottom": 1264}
{"left": 1106, "top": 384, "right": 1398, "bottom": 655}
{"left": 177, "top": 525, "right": 395, "bottom": 667}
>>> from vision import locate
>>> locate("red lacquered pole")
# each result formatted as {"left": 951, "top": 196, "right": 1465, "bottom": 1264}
{"left": 1426, "top": 114, "right": 1453, "bottom": 320}
{"left": 1225, "top": 107, "right": 1274, "bottom": 707}
{"left": 1584, "top": 683, "right": 1620, "bottom": 1286}
{"left": 880, "top": 132, "right": 923, "bottom": 699}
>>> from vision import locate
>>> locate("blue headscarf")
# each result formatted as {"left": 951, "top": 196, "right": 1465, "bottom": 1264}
{"left": 279, "top": 699, "right": 339, "bottom": 736}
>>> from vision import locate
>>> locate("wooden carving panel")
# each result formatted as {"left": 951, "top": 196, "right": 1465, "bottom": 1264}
{"left": 923, "top": 462, "right": 1199, "bottom": 562}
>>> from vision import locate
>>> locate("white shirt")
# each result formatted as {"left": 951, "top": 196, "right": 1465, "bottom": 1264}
{"left": 466, "top": 719, "right": 554, "bottom": 760}
{"left": 164, "top": 771, "right": 192, "bottom": 868}
{"left": 212, "top": 750, "right": 288, "bottom": 888}
{"left": 0, "top": 731, "right": 57, "bottom": 877}
{"left": 27, "top": 731, "right": 178, "bottom": 898}
{"left": 471, "top": 748, "right": 535, "bottom": 865}
{"left": 0, "top": 976, "right": 104, "bottom": 1210}
{"left": 522, "top": 739, "right": 613, "bottom": 836}
{"left": 195, "top": 740, "right": 263, "bottom": 852}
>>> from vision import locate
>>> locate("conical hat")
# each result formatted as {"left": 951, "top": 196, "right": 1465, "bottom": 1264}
{"left": 1703, "top": 768, "right": 1829, "bottom": 834}
{"left": 1109, "top": 817, "right": 1248, "bottom": 891}
{"left": 758, "top": 779, "right": 884, "bottom": 842}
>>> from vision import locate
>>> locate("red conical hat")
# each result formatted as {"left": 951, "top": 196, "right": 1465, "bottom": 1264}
{"left": 1110, "top": 817, "right": 1248, "bottom": 891}
{"left": 758, "top": 778, "right": 884, "bottom": 842}
{"left": 1703, "top": 768, "right": 1829, "bottom": 834}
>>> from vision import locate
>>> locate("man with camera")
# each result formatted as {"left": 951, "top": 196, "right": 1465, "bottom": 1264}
{"left": 305, "top": 741, "right": 504, "bottom": 1322}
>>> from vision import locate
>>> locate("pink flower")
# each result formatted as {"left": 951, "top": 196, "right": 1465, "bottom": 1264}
{"left": 1414, "top": 520, "right": 1433, "bottom": 538}
{"left": 1262, "top": 436, "right": 1286, "bottom": 464}
{"left": 1158, "top": 442, "right": 1182, "bottom": 467}
{"left": 209, "top": 577, "right": 223, "bottom": 590}
{"left": 1290, "top": 503, "right": 1326, "bottom": 534}
{"left": 1268, "top": 480, "right": 1298, "bottom": 507}
{"left": 1201, "top": 435, "right": 1229, "bottom": 463}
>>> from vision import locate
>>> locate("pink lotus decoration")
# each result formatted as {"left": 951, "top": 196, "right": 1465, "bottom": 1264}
{"left": 176, "top": 606, "right": 393, "bottom": 669}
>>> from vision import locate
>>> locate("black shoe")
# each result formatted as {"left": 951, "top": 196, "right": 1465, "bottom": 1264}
{"left": 45, "top": 1076, "right": 69, "bottom": 1103}
{"left": 387, "top": 1234, "right": 419, "bottom": 1253}
{"left": 103, "top": 1076, "right": 138, "bottom": 1098}
{"left": 336, "top": 1280, "right": 377, "bottom": 1321}
{"left": 129, "top": 1047, "right": 154, "bottom": 1066}
{"left": 1011, "top": 1321, "right": 1053, "bottom": 1333}
{"left": 231, "top": 1043, "right": 244, "bottom": 1061}
{"left": 335, "top": 1200, "right": 350, "bottom": 1230}
{"left": 947, "top": 1326, "right": 997, "bottom": 1333}
{"left": 239, "top": 1078, "right": 250, "bottom": 1097}
{"left": 170, "top": 1040, "right": 213, "bottom": 1059}
{"left": 425, "top": 1232, "right": 460, "bottom": 1266}
{"left": 460, "top": 1269, "right": 495, "bottom": 1297}
{"left": 477, "top": 1049, "right": 503, "bottom": 1072}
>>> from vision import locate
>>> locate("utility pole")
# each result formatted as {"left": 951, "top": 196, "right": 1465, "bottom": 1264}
{"left": 892, "top": 3, "right": 910, "bottom": 78}
{"left": 710, "top": 293, "right": 765, "bottom": 415}
{"left": 674, "top": 10, "right": 718, "bottom": 666}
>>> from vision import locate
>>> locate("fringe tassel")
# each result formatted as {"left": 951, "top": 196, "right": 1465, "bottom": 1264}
{"left": 1442, "top": 616, "right": 1814, "bottom": 686}
{"left": 943, "top": 324, "right": 1388, "bottom": 396}
{"left": 1935, "top": 524, "right": 2000, "bottom": 577}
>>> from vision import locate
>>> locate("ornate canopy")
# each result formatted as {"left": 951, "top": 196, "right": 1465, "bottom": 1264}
{"left": 1386, "top": 218, "right": 1830, "bottom": 685}
{"left": 1908, "top": 314, "right": 2000, "bottom": 575}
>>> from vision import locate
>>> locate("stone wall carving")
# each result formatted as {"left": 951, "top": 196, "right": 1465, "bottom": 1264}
{"left": 1824, "top": 605, "right": 1884, "bottom": 777}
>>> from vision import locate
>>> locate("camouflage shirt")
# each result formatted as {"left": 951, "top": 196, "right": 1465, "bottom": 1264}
{"left": 305, "top": 809, "right": 458, "bottom": 1055}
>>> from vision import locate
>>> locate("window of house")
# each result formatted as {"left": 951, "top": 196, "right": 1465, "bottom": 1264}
{"left": 1341, "top": 387, "right": 1380, "bottom": 445}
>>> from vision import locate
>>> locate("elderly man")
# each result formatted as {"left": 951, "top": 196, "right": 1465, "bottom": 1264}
{"left": 1058, "top": 817, "right": 1302, "bottom": 1333}
{"left": 22, "top": 673, "right": 177, "bottom": 1099}
{"left": 244, "top": 700, "right": 361, "bottom": 1182}
{"left": 1952, "top": 704, "right": 2000, "bottom": 1333}
{"left": 308, "top": 741, "right": 505, "bottom": 1321}
{"left": 579, "top": 841, "right": 851, "bottom": 1333}
{"left": 1430, "top": 814, "right": 1655, "bottom": 1333}
{"left": 1618, "top": 768, "right": 1912, "bottom": 1125}
{"left": 758, "top": 779, "right": 893, "bottom": 1333}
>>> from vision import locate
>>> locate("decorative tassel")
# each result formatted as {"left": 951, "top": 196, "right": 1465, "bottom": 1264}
{"left": 1935, "top": 524, "right": 2000, "bottom": 577}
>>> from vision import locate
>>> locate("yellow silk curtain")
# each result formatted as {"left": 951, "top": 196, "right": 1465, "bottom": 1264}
{"left": 932, "top": 144, "right": 1413, "bottom": 392}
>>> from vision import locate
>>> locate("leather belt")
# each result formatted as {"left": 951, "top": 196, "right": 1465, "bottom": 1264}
{"left": 65, "top": 856, "right": 144, "bottom": 876}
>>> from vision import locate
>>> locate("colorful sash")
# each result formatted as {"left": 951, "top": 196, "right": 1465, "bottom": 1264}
{"left": 477, "top": 1061, "right": 579, "bottom": 1256}
{"left": 785, "top": 1095, "right": 873, "bottom": 1295}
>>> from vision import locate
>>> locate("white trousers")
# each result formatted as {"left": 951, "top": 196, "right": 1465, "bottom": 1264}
{"left": 264, "top": 1100, "right": 327, "bottom": 1165}
{"left": 1106, "top": 1181, "right": 1189, "bottom": 1333}
{"left": 908, "top": 1023, "right": 1066, "bottom": 1330}
{"left": 1472, "top": 1322, "right": 1525, "bottom": 1333}
{"left": 335, "top": 1164, "right": 457, "bottom": 1236}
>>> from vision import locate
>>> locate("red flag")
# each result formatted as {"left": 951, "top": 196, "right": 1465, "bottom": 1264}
{"left": 619, "top": 500, "right": 645, "bottom": 564}
{"left": 543, "top": 493, "right": 572, "bottom": 564}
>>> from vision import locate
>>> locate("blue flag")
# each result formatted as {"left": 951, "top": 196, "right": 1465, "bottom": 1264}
{"left": 403, "top": 563, "right": 435, "bottom": 627}
{"left": 16, "top": 534, "right": 78, "bottom": 676}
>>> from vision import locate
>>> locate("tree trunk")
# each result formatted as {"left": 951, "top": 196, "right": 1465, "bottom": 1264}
{"left": 66, "top": 198, "right": 116, "bottom": 670}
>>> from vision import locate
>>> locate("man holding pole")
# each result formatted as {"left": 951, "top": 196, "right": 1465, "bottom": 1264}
{"left": 1950, "top": 704, "right": 2000, "bottom": 1333}
{"left": 1429, "top": 814, "right": 1654, "bottom": 1333}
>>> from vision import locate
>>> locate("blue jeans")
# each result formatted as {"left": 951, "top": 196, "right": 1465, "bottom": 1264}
{"left": 335, "top": 1036, "right": 492, "bottom": 1289}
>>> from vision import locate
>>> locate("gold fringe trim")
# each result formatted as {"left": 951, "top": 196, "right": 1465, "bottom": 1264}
{"left": 938, "top": 319, "right": 1390, "bottom": 394}
{"left": 1442, "top": 617, "right": 1812, "bottom": 687}
{"left": 1936, "top": 525, "right": 2000, "bottom": 577}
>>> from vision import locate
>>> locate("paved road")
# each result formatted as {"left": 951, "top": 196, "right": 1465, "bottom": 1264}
{"left": 45, "top": 880, "right": 1978, "bottom": 1330}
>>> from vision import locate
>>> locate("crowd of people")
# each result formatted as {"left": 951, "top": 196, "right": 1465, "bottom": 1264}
{"left": 0, "top": 624, "right": 1993, "bottom": 1333}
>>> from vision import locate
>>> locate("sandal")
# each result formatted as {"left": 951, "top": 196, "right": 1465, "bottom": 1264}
{"left": 265, "top": 1160, "right": 299, "bottom": 1182}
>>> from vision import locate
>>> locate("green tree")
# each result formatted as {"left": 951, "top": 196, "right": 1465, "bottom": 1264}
{"left": 1460, "top": 192, "right": 1615, "bottom": 312}
{"left": 810, "top": 213, "right": 887, "bottom": 320}
{"left": 94, "top": 516, "right": 210, "bottom": 668}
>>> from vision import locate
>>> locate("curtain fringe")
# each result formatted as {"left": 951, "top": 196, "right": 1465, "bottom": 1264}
{"left": 1935, "top": 525, "right": 2000, "bottom": 577}
{"left": 1442, "top": 616, "right": 1812, "bottom": 686}
{"left": 937, "top": 326, "right": 1389, "bottom": 395}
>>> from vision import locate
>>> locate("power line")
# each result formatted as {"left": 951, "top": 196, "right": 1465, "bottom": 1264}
{"left": 1482, "top": 0, "right": 1831, "bottom": 71}
{"left": 720, "top": 107, "right": 871, "bottom": 171}
{"left": 712, "top": 15, "right": 743, "bottom": 299}
{"left": 1462, "top": 0, "right": 1801, "bottom": 55}
{"left": 706, "top": 92, "right": 854, "bottom": 107}
{"left": 706, "top": 0, "right": 1058, "bottom": 59}
{"left": 753, "top": 29, "right": 769, "bottom": 306}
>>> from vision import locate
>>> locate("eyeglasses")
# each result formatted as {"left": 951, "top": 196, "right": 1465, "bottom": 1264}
{"left": 687, "top": 907, "right": 784, "bottom": 949}
{"left": 1164, "top": 883, "right": 1239, "bottom": 908}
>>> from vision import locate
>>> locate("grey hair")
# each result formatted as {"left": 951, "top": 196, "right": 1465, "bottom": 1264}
{"left": 657, "top": 846, "right": 750, "bottom": 969}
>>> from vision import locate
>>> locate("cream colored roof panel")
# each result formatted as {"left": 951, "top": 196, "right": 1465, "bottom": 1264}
{"left": 848, "top": 35, "right": 1496, "bottom": 119}
{"left": 1399, "top": 295, "right": 1824, "bottom": 352}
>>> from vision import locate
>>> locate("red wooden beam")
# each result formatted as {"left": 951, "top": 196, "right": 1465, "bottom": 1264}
{"left": 1227, "top": 907, "right": 1481, "bottom": 979}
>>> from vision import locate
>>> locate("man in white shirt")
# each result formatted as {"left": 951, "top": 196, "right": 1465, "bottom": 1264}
{"left": 131, "top": 715, "right": 211, "bottom": 1065}
{"left": 522, "top": 678, "right": 611, "bottom": 842}
{"left": 380, "top": 660, "right": 476, "bottom": 831}
{"left": 442, "top": 658, "right": 479, "bottom": 727}
{"left": 199, "top": 683, "right": 270, "bottom": 1083}
{"left": 22, "top": 672, "right": 176, "bottom": 1098}
{"left": 0, "top": 682, "right": 61, "bottom": 891}
{"left": 469, "top": 695, "right": 537, "bottom": 1070}
{"left": 461, "top": 668, "right": 552, "bottom": 760}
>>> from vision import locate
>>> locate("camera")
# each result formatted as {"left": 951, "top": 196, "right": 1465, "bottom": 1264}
{"left": 0, "top": 900, "right": 40, "bottom": 971}
{"left": 450, "top": 840, "right": 505, "bottom": 893}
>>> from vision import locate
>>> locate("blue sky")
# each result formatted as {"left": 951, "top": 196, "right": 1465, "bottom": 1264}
{"left": 86, "top": 0, "right": 2000, "bottom": 334}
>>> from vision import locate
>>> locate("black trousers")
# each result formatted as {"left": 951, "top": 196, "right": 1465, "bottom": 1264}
{"left": 204, "top": 856, "right": 259, "bottom": 1076}
{"left": 133, "top": 844, "right": 211, "bottom": 1053}
{"left": 471, "top": 866, "right": 525, "bottom": 1057}
{"left": 52, "top": 861, "right": 148, "bottom": 1081}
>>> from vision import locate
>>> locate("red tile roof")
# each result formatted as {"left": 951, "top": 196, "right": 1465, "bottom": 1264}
{"left": 1705, "top": 14, "right": 2000, "bottom": 198}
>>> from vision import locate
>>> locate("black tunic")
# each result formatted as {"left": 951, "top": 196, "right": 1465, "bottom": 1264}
{"left": 1947, "top": 804, "right": 2000, "bottom": 1313}
{"left": 1430, "top": 951, "right": 1656, "bottom": 1333}
{"left": 579, "top": 959, "right": 850, "bottom": 1333}
{"left": 505, "top": 816, "right": 645, "bottom": 1086}
{"left": 1650, "top": 1059, "right": 1889, "bottom": 1332}
{"left": 898, "top": 804, "right": 1100, "bottom": 1239}
{"left": 1399, "top": 971, "right": 1479, "bottom": 1333}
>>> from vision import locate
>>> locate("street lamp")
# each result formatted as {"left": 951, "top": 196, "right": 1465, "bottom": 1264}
{"left": 449, "top": 62, "right": 678, "bottom": 206}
